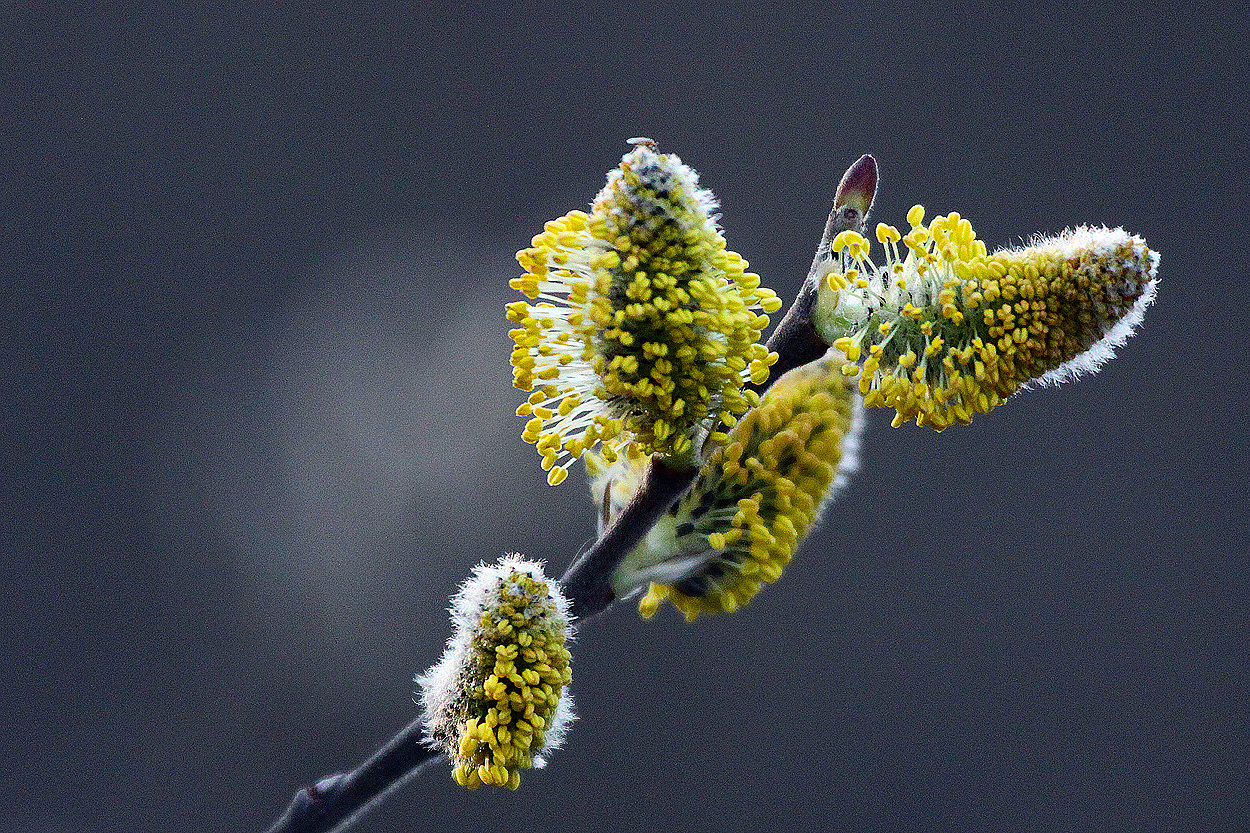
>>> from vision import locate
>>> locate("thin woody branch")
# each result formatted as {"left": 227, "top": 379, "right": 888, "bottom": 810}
{"left": 559, "top": 454, "right": 695, "bottom": 619}
{"left": 762, "top": 154, "right": 876, "bottom": 385}
{"left": 261, "top": 154, "right": 877, "bottom": 833}
{"left": 263, "top": 720, "right": 442, "bottom": 833}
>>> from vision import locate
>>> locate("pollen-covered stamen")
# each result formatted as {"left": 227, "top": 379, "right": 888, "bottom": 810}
{"left": 813, "top": 206, "right": 1159, "bottom": 430}
{"left": 509, "top": 140, "right": 781, "bottom": 484}
{"left": 417, "top": 555, "right": 575, "bottom": 791}
{"left": 615, "top": 359, "right": 860, "bottom": 621}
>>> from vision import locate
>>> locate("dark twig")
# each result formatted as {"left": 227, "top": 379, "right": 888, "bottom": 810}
{"left": 261, "top": 155, "right": 876, "bottom": 833}
{"left": 758, "top": 153, "right": 877, "bottom": 385}
{"left": 559, "top": 455, "right": 695, "bottom": 619}
{"left": 263, "top": 718, "right": 442, "bottom": 833}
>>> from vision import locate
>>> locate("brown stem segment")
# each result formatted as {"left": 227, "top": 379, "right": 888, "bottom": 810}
{"left": 559, "top": 456, "right": 694, "bottom": 619}
{"left": 261, "top": 154, "right": 877, "bottom": 833}
{"left": 263, "top": 718, "right": 441, "bottom": 833}
{"left": 755, "top": 156, "right": 876, "bottom": 391}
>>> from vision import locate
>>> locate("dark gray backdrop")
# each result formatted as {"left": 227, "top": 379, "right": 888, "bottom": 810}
{"left": 4, "top": 3, "right": 1246, "bottom": 832}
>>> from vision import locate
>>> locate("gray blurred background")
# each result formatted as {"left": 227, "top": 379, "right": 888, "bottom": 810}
{"left": 4, "top": 3, "right": 1246, "bottom": 832}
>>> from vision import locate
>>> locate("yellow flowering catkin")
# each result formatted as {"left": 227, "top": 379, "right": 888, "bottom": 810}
{"left": 509, "top": 138, "right": 780, "bottom": 485}
{"left": 631, "top": 359, "right": 858, "bottom": 621}
{"left": 813, "top": 208, "right": 1159, "bottom": 430}
{"left": 417, "top": 556, "right": 574, "bottom": 790}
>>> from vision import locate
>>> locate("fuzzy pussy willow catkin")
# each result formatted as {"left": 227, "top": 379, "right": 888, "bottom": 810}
{"left": 417, "top": 556, "right": 574, "bottom": 790}
{"left": 509, "top": 139, "right": 780, "bottom": 484}
{"left": 593, "top": 359, "right": 859, "bottom": 621}
{"left": 813, "top": 207, "right": 1159, "bottom": 429}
